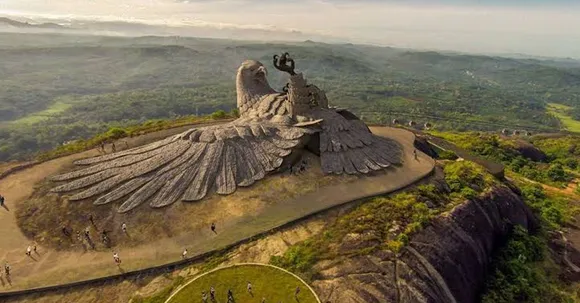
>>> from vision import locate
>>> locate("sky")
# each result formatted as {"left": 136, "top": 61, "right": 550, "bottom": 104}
{"left": 0, "top": 0, "right": 579, "bottom": 58}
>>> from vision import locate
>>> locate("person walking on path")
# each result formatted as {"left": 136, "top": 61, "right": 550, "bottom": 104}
{"left": 88, "top": 213, "right": 96, "bottom": 229}
{"left": 247, "top": 281, "right": 253, "bottom": 296}
{"left": 202, "top": 291, "right": 208, "bottom": 302}
{"left": 295, "top": 286, "right": 301, "bottom": 298}
{"left": 4, "top": 263, "right": 10, "bottom": 277}
{"left": 99, "top": 141, "right": 106, "bottom": 154}
{"left": 0, "top": 195, "right": 5, "bottom": 207}
{"left": 121, "top": 222, "right": 127, "bottom": 234}
{"left": 26, "top": 245, "right": 32, "bottom": 257}
{"left": 211, "top": 222, "right": 216, "bottom": 234}
{"left": 112, "top": 142, "right": 116, "bottom": 153}
{"left": 413, "top": 149, "right": 418, "bottom": 160}
{"left": 227, "top": 289, "right": 234, "bottom": 302}
{"left": 210, "top": 286, "right": 216, "bottom": 301}
{"left": 182, "top": 248, "right": 188, "bottom": 259}
{"left": 101, "top": 230, "right": 111, "bottom": 247}
{"left": 113, "top": 252, "right": 121, "bottom": 265}
{"left": 62, "top": 225, "right": 71, "bottom": 237}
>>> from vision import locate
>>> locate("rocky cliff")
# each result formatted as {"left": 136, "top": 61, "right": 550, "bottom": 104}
{"left": 312, "top": 186, "right": 538, "bottom": 303}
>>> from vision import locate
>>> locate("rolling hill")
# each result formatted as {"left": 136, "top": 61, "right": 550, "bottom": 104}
{"left": 0, "top": 32, "right": 579, "bottom": 161}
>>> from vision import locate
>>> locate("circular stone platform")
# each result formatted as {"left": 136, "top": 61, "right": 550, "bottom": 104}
{"left": 165, "top": 263, "right": 320, "bottom": 303}
{"left": 0, "top": 126, "right": 434, "bottom": 292}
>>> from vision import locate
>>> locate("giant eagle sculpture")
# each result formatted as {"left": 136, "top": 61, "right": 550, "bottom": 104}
{"left": 50, "top": 53, "right": 402, "bottom": 213}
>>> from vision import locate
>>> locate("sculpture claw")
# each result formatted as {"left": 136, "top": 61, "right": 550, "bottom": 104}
{"left": 273, "top": 52, "right": 297, "bottom": 76}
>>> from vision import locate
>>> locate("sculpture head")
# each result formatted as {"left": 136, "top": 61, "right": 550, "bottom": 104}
{"left": 237, "top": 60, "right": 269, "bottom": 86}
{"left": 236, "top": 60, "right": 275, "bottom": 115}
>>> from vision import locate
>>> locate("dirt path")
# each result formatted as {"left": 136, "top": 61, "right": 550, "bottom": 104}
{"left": 0, "top": 126, "right": 434, "bottom": 292}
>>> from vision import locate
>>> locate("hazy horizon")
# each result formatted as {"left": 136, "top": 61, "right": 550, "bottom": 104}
{"left": 1, "top": 0, "right": 579, "bottom": 58}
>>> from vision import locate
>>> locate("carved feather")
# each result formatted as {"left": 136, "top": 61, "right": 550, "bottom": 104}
{"left": 51, "top": 119, "right": 311, "bottom": 212}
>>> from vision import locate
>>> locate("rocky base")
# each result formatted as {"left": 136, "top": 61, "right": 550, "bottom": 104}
{"left": 312, "top": 186, "right": 538, "bottom": 303}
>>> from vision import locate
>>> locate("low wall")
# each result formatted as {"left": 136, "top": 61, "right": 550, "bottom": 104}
{"left": 0, "top": 161, "right": 40, "bottom": 181}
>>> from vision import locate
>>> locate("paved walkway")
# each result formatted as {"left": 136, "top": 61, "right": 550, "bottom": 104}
{"left": 0, "top": 126, "right": 434, "bottom": 292}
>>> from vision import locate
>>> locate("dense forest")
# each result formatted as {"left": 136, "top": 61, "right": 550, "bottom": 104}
{"left": 1, "top": 32, "right": 579, "bottom": 161}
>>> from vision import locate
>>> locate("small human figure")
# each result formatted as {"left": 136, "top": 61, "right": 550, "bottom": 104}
{"left": 76, "top": 231, "right": 83, "bottom": 242}
{"left": 62, "top": 225, "right": 71, "bottom": 237}
{"left": 295, "top": 286, "right": 301, "bottom": 297}
{"left": 112, "top": 142, "right": 116, "bottom": 153}
{"left": 210, "top": 286, "right": 216, "bottom": 301}
{"left": 26, "top": 245, "right": 32, "bottom": 257}
{"left": 210, "top": 222, "right": 216, "bottom": 234}
{"left": 101, "top": 230, "right": 110, "bottom": 246}
{"left": 261, "top": 298, "right": 266, "bottom": 303}
{"left": 89, "top": 214, "right": 95, "bottom": 226}
{"left": 247, "top": 281, "right": 253, "bottom": 296}
{"left": 121, "top": 222, "right": 127, "bottom": 234}
{"left": 33, "top": 244, "right": 37, "bottom": 254}
{"left": 227, "top": 289, "right": 234, "bottom": 302}
{"left": 182, "top": 248, "right": 188, "bottom": 259}
{"left": 113, "top": 252, "right": 121, "bottom": 265}
{"left": 84, "top": 227, "right": 91, "bottom": 239}
{"left": 99, "top": 141, "right": 106, "bottom": 154}
{"left": 202, "top": 291, "right": 208, "bottom": 302}
{"left": 124, "top": 141, "right": 129, "bottom": 149}
{"left": 413, "top": 149, "right": 418, "bottom": 160}
{"left": 0, "top": 195, "right": 5, "bottom": 207}
{"left": 4, "top": 263, "right": 10, "bottom": 276}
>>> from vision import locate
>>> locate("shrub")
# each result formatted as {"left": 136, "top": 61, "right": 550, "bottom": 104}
{"left": 106, "top": 127, "right": 127, "bottom": 139}
{"left": 547, "top": 164, "right": 568, "bottom": 183}
{"left": 438, "top": 149, "right": 458, "bottom": 160}
{"left": 211, "top": 110, "right": 227, "bottom": 120}
{"left": 481, "top": 226, "right": 572, "bottom": 303}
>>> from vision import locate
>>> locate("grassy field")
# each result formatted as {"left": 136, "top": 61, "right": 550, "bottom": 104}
{"left": 9, "top": 99, "right": 74, "bottom": 125}
{"left": 547, "top": 103, "right": 580, "bottom": 133}
{"left": 166, "top": 264, "right": 318, "bottom": 303}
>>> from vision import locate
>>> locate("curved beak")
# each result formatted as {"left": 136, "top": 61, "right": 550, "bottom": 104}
{"left": 256, "top": 65, "right": 267, "bottom": 77}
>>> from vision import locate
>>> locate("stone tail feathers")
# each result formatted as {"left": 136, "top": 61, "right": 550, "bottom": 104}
{"left": 310, "top": 108, "right": 403, "bottom": 175}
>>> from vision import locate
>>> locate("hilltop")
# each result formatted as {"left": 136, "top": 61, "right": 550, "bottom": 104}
{"left": 0, "top": 17, "right": 64, "bottom": 29}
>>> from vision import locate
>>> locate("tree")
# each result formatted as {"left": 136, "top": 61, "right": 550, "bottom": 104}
{"left": 546, "top": 164, "right": 567, "bottom": 182}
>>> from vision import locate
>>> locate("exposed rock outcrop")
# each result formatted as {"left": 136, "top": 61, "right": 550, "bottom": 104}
{"left": 313, "top": 186, "right": 538, "bottom": 303}
{"left": 514, "top": 140, "right": 548, "bottom": 162}
{"left": 414, "top": 136, "right": 438, "bottom": 159}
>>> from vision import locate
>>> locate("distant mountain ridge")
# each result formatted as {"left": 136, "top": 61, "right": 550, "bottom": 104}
{"left": 0, "top": 17, "right": 64, "bottom": 29}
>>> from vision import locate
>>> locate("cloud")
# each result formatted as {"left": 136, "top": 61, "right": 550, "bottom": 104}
{"left": 1, "top": 0, "right": 579, "bottom": 57}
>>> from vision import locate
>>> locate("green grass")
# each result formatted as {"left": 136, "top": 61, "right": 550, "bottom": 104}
{"left": 547, "top": 103, "right": 580, "bottom": 133}
{"left": 9, "top": 99, "right": 74, "bottom": 125}
{"left": 166, "top": 265, "right": 318, "bottom": 303}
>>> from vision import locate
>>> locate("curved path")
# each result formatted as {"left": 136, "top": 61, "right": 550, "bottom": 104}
{"left": 165, "top": 263, "right": 321, "bottom": 303}
{"left": 0, "top": 126, "right": 434, "bottom": 294}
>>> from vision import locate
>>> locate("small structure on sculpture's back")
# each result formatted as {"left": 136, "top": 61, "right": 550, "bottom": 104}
{"left": 50, "top": 53, "right": 403, "bottom": 213}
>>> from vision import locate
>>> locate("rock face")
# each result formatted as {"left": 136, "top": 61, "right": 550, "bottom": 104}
{"left": 414, "top": 136, "right": 438, "bottom": 159}
{"left": 313, "top": 186, "right": 538, "bottom": 303}
{"left": 514, "top": 140, "right": 548, "bottom": 162}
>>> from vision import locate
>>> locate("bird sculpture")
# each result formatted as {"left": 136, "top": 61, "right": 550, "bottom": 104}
{"left": 50, "top": 53, "right": 402, "bottom": 213}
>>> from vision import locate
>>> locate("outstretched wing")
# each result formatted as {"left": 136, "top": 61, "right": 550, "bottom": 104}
{"left": 50, "top": 119, "right": 315, "bottom": 213}
{"left": 310, "top": 109, "right": 403, "bottom": 174}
